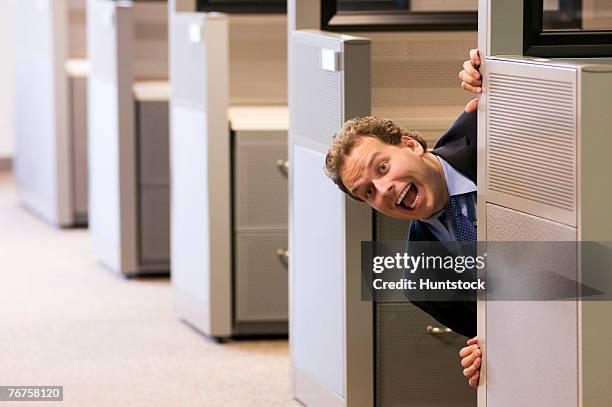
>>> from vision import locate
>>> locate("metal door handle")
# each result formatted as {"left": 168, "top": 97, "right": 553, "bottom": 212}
{"left": 426, "top": 325, "right": 453, "bottom": 335}
{"left": 276, "top": 159, "right": 289, "bottom": 177}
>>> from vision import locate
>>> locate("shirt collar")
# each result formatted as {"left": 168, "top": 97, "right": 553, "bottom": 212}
{"left": 437, "top": 156, "right": 476, "bottom": 197}
{"left": 420, "top": 156, "right": 476, "bottom": 225}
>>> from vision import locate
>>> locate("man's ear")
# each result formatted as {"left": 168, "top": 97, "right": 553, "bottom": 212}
{"left": 400, "top": 135, "right": 424, "bottom": 155}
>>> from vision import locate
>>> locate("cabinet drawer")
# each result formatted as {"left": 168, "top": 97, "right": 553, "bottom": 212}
{"left": 376, "top": 303, "right": 476, "bottom": 407}
{"left": 137, "top": 100, "right": 170, "bottom": 186}
{"left": 234, "top": 231, "right": 288, "bottom": 322}
{"left": 139, "top": 187, "right": 170, "bottom": 263}
{"left": 233, "top": 130, "right": 288, "bottom": 229}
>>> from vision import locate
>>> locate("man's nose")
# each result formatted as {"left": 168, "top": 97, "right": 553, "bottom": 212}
{"left": 372, "top": 178, "right": 393, "bottom": 197}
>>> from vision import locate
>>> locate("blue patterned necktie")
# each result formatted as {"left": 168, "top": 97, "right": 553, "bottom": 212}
{"left": 445, "top": 195, "right": 477, "bottom": 241}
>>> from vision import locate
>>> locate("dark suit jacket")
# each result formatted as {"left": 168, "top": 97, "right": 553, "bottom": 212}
{"left": 407, "top": 110, "right": 477, "bottom": 338}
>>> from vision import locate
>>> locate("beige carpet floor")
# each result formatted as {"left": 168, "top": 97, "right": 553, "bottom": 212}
{"left": 0, "top": 171, "right": 301, "bottom": 407}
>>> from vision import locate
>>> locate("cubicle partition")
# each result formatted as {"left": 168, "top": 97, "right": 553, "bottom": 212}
{"left": 11, "top": 0, "right": 88, "bottom": 227}
{"left": 477, "top": 1, "right": 612, "bottom": 406}
{"left": 169, "top": 4, "right": 290, "bottom": 338}
{"left": 87, "top": 0, "right": 170, "bottom": 276}
{"left": 169, "top": 11, "right": 232, "bottom": 337}
{"left": 289, "top": 30, "right": 373, "bottom": 407}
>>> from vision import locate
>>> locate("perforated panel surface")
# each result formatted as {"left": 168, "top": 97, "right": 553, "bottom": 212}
{"left": 365, "top": 32, "right": 476, "bottom": 146}
{"left": 235, "top": 231, "right": 288, "bottom": 322}
{"left": 132, "top": 2, "right": 168, "bottom": 80}
{"left": 139, "top": 186, "right": 170, "bottom": 264}
{"left": 486, "top": 203, "right": 576, "bottom": 242}
{"left": 137, "top": 100, "right": 170, "bottom": 186}
{"left": 487, "top": 65, "right": 576, "bottom": 225}
{"left": 374, "top": 214, "right": 474, "bottom": 407}
{"left": 234, "top": 130, "right": 287, "bottom": 229}
{"left": 228, "top": 15, "right": 286, "bottom": 105}
{"left": 68, "top": 0, "right": 87, "bottom": 58}
{"left": 485, "top": 203, "right": 578, "bottom": 407}
{"left": 292, "top": 42, "right": 342, "bottom": 150}
{"left": 375, "top": 213, "right": 410, "bottom": 241}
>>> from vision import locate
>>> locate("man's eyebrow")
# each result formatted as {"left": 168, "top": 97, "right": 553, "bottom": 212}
{"left": 367, "top": 152, "right": 381, "bottom": 171}
{"left": 349, "top": 152, "right": 380, "bottom": 198}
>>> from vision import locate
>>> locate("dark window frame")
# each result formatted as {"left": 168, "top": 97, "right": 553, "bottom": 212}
{"left": 524, "top": 0, "right": 612, "bottom": 57}
{"left": 196, "top": 0, "right": 286, "bottom": 14}
{"left": 321, "top": 0, "right": 477, "bottom": 32}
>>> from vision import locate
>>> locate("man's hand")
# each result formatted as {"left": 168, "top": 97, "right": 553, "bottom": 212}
{"left": 459, "top": 337, "right": 481, "bottom": 388}
{"left": 459, "top": 49, "right": 482, "bottom": 113}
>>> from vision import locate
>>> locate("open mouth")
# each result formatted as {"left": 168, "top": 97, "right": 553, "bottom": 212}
{"left": 396, "top": 183, "right": 420, "bottom": 210}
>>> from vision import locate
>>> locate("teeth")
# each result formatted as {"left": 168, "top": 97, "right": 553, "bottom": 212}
{"left": 396, "top": 183, "right": 411, "bottom": 205}
{"left": 408, "top": 192, "right": 420, "bottom": 209}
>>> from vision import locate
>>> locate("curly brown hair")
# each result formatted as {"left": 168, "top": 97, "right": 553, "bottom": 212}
{"left": 324, "top": 116, "right": 427, "bottom": 200}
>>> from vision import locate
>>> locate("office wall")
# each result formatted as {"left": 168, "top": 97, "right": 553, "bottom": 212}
{"left": 0, "top": 0, "right": 15, "bottom": 161}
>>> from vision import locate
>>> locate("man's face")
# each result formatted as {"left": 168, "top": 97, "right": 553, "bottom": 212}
{"left": 339, "top": 135, "right": 448, "bottom": 220}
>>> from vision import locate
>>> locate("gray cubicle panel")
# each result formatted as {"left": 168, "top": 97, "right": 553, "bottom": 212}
{"left": 87, "top": 0, "right": 169, "bottom": 276}
{"left": 169, "top": 12, "right": 232, "bottom": 337}
{"left": 289, "top": 30, "right": 372, "bottom": 407}
{"left": 477, "top": 2, "right": 612, "bottom": 405}
{"left": 477, "top": 56, "right": 612, "bottom": 407}
{"left": 10, "top": 0, "right": 88, "bottom": 227}
{"left": 170, "top": 11, "right": 289, "bottom": 338}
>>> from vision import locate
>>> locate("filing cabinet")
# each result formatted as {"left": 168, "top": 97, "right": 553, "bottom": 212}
{"left": 232, "top": 117, "right": 289, "bottom": 335}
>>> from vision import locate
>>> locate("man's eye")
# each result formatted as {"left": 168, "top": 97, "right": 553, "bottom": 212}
{"left": 365, "top": 186, "right": 374, "bottom": 198}
{"left": 378, "top": 161, "right": 389, "bottom": 173}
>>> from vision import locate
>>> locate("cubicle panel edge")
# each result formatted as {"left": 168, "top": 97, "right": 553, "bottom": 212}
{"left": 480, "top": 56, "right": 612, "bottom": 407}
{"left": 87, "top": 0, "right": 138, "bottom": 274}
{"left": 11, "top": 0, "right": 74, "bottom": 226}
{"left": 169, "top": 11, "right": 232, "bottom": 338}
{"left": 289, "top": 30, "right": 373, "bottom": 407}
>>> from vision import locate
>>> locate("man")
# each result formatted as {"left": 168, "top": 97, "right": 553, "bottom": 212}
{"left": 324, "top": 49, "right": 483, "bottom": 387}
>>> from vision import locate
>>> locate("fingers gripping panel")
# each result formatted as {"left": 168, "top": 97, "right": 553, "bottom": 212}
{"left": 292, "top": 41, "right": 342, "bottom": 150}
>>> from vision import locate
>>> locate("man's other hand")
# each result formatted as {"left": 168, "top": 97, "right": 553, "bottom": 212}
{"left": 460, "top": 49, "right": 482, "bottom": 113}
{"left": 459, "top": 336, "right": 481, "bottom": 388}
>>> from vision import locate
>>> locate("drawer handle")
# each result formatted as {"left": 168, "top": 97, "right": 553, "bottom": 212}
{"left": 276, "top": 249, "right": 289, "bottom": 260}
{"left": 276, "top": 159, "right": 289, "bottom": 177}
{"left": 426, "top": 325, "right": 453, "bottom": 335}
